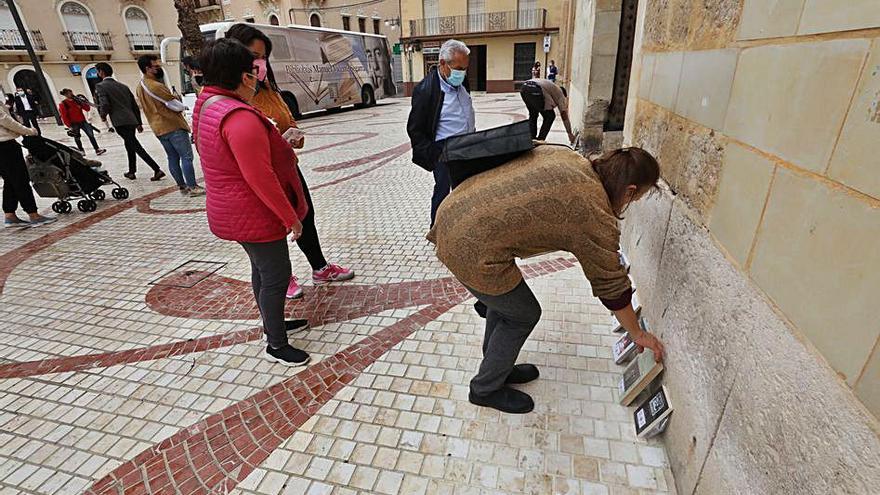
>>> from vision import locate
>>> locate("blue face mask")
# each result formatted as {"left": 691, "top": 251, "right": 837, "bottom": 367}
{"left": 446, "top": 68, "right": 467, "bottom": 87}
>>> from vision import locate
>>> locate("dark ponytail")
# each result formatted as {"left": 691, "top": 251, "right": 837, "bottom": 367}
{"left": 591, "top": 147, "right": 661, "bottom": 219}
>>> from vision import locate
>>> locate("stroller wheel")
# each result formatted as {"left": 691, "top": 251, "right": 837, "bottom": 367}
{"left": 61, "top": 201, "right": 72, "bottom": 214}
{"left": 52, "top": 201, "right": 63, "bottom": 214}
{"left": 111, "top": 187, "right": 129, "bottom": 200}
{"left": 92, "top": 189, "right": 106, "bottom": 201}
{"left": 77, "top": 199, "right": 97, "bottom": 213}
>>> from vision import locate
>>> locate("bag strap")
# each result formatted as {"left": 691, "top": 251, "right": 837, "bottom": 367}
{"left": 139, "top": 79, "right": 171, "bottom": 106}
{"left": 193, "top": 94, "right": 233, "bottom": 148}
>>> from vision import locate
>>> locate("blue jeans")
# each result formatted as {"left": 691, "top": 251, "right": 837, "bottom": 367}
{"left": 157, "top": 129, "right": 197, "bottom": 188}
{"left": 431, "top": 161, "right": 451, "bottom": 227}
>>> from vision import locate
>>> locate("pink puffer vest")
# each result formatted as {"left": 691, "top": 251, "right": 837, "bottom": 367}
{"left": 193, "top": 87, "right": 308, "bottom": 243}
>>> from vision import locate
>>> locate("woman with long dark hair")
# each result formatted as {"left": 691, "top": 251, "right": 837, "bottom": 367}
{"left": 428, "top": 146, "right": 666, "bottom": 414}
{"left": 225, "top": 24, "right": 355, "bottom": 301}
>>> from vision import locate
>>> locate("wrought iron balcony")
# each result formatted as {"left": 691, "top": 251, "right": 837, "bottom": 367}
{"left": 407, "top": 9, "right": 548, "bottom": 38}
{"left": 0, "top": 29, "right": 47, "bottom": 51}
{"left": 126, "top": 33, "right": 164, "bottom": 52}
{"left": 62, "top": 31, "right": 113, "bottom": 51}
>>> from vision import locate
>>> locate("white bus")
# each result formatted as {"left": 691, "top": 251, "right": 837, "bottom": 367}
{"left": 161, "top": 22, "right": 396, "bottom": 118}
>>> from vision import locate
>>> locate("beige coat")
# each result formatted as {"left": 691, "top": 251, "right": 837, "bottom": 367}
{"left": 0, "top": 103, "right": 34, "bottom": 142}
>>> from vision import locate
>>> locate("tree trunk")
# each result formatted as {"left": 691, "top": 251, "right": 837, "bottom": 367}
{"left": 174, "top": 0, "right": 203, "bottom": 57}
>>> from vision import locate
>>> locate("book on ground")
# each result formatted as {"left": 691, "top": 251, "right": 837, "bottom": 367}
{"left": 613, "top": 315, "right": 650, "bottom": 363}
{"left": 613, "top": 333, "right": 638, "bottom": 365}
{"left": 618, "top": 348, "right": 664, "bottom": 406}
{"left": 634, "top": 385, "right": 673, "bottom": 439}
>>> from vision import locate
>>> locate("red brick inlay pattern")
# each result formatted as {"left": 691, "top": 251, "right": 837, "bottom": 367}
{"left": 0, "top": 185, "right": 179, "bottom": 296}
{"left": 0, "top": 258, "right": 577, "bottom": 380}
{"left": 84, "top": 257, "right": 577, "bottom": 495}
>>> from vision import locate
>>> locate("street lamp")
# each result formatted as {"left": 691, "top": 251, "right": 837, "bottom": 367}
{"left": 7, "top": 0, "right": 62, "bottom": 125}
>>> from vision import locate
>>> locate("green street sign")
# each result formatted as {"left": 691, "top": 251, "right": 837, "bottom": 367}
{"left": 393, "top": 43, "right": 401, "bottom": 55}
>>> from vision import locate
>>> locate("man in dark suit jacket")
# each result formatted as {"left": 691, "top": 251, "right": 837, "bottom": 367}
{"left": 13, "top": 88, "right": 40, "bottom": 135}
{"left": 406, "top": 39, "right": 474, "bottom": 227}
{"left": 94, "top": 62, "right": 164, "bottom": 181}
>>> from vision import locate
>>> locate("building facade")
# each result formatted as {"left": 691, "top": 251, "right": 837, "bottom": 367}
{"left": 0, "top": 0, "right": 180, "bottom": 116}
{"left": 399, "top": 0, "right": 573, "bottom": 95}
{"left": 571, "top": 0, "right": 880, "bottom": 493}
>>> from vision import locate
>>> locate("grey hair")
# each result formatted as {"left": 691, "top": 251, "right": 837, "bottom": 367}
{"left": 440, "top": 39, "right": 470, "bottom": 62}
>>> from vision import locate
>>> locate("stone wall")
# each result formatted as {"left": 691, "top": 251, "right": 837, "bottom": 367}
{"left": 619, "top": 0, "right": 880, "bottom": 493}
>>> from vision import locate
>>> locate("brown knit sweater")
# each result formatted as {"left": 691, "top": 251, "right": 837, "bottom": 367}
{"left": 427, "top": 145, "right": 632, "bottom": 305}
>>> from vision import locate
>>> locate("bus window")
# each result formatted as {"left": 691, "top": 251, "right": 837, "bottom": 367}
{"left": 267, "top": 33, "right": 291, "bottom": 61}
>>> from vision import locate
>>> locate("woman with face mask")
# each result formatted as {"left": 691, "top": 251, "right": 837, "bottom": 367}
{"left": 192, "top": 38, "right": 311, "bottom": 367}
{"left": 224, "top": 24, "right": 355, "bottom": 302}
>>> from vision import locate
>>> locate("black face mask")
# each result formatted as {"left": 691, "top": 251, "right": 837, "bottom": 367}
{"left": 194, "top": 75, "right": 204, "bottom": 86}
{"left": 154, "top": 68, "right": 164, "bottom": 80}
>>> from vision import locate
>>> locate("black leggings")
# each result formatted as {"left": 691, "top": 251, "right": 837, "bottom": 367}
{"left": 115, "top": 125, "right": 161, "bottom": 175}
{"left": 294, "top": 168, "right": 328, "bottom": 271}
{"left": 240, "top": 238, "right": 291, "bottom": 348}
{"left": 0, "top": 140, "right": 38, "bottom": 215}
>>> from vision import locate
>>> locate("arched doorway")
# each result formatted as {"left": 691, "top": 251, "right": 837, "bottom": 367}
{"left": 268, "top": 13, "right": 279, "bottom": 26}
{"left": 81, "top": 65, "right": 101, "bottom": 101}
{"left": 309, "top": 13, "right": 321, "bottom": 27}
{"left": 11, "top": 69, "right": 54, "bottom": 117}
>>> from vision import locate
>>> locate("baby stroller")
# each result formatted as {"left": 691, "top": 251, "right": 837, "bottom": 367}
{"left": 21, "top": 135, "right": 129, "bottom": 214}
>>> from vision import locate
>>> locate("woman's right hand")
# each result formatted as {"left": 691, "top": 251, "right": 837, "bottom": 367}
{"left": 288, "top": 222, "right": 303, "bottom": 242}
{"left": 633, "top": 331, "right": 665, "bottom": 363}
{"left": 25, "top": 128, "right": 38, "bottom": 137}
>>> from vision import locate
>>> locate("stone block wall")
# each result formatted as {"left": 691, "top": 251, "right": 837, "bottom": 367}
{"left": 618, "top": 0, "right": 880, "bottom": 493}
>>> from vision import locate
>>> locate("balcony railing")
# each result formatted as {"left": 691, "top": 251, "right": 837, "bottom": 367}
{"left": 408, "top": 9, "right": 547, "bottom": 38}
{"left": 63, "top": 31, "right": 113, "bottom": 51}
{"left": 126, "top": 33, "right": 164, "bottom": 52}
{"left": 0, "top": 29, "right": 47, "bottom": 51}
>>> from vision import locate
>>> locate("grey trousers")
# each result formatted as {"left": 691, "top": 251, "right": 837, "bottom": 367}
{"left": 466, "top": 280, "right": 542, "bottom": 395}
{"left": 239, "top": 238, "right": 292, "bottom": 348}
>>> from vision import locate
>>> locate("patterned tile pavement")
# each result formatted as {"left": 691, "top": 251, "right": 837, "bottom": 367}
{"left": 0, "top": 94, "right": 675, "bottom": 495}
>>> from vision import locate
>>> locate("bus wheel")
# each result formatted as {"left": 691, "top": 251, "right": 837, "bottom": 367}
{"left": 281, "top": 92, "right": 301, "bottom": 119}
{"left": 359, "top": 86, "right": 376, "bottom": 108}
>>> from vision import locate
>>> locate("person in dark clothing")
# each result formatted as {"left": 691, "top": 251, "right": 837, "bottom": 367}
{"left": 93, "top": 62, "right": 165, "bottom": 181}
{"left": 406, "top": 39, "right": 475, "bottom": 227}
{"left": 13, "top": 88, "right": 40, "bottom": 135}
{"left": 0, "top": 102, "right": 55, "bottom": 228}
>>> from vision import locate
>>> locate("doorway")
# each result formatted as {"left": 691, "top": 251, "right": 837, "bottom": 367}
{"left": 84, "top": 66, "right": 101, "bottom": 100}
{"left": 513, "top": 42, "right": 536, "bottom": 83}
{"left": 12, "top": 69, "right": 53, "bottom": 117}
{"left": 467, "top": 44, "right": 487, "bottom": 91}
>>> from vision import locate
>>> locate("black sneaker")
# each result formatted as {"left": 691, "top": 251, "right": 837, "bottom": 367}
{"left": 285, "top": 319, "right": 309, "bottom": 333}
{"left": 469, "top": 387, "right": 534, "bottom": 414}
{"left": 505, "top": 364, "right": 539, "bottom": 384}
{"left": 151, "top": 171, "right": 166, "bottom": 181}
{"left": 123, "top": 172, "right": 136, "bottom": 180}
{"left": 265, "top": 345, "right": 310, "bottom": 367}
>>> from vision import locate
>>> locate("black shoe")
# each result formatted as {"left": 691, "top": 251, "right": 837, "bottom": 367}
{"left": 474, "top": 301, "right": 487, "bottom": 318}
{"left": 150, "top": 171, "right": 166, "bottom": 181}
{"left": 505, "top": 364, "right": 539, "bottom": 384}
{"left": 285, "top": 319, "right": 309, "bottom": 333}
{"left": 265, "top": 345, "right": 310, "bottom": 367}
{"left": 469, "top": 387, "right": 534, "bottom": 414}
{"left": 123, "top": 172, "right": 136, "bottom": 180}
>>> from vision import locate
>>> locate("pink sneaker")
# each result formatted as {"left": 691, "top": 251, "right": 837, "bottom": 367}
{"left": 313, "top": 263, "right": 355, "bottom": 284}
{"left": 286, "top": 275, "right": 304, "bottom": 299}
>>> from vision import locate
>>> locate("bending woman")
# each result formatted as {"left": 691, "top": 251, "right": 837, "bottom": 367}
{"left": 193, "top": 38, "right": 310, "bottom": 367}
{"left": 226, "top": 24, "right": 354, "bottom": 301}
{"left": 428, "top": 146, "right": 666, "bottom": 414}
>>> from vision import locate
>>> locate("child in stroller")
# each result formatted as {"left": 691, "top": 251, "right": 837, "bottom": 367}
{"left": 21, "top": 135, "right": 129, "bottom": 214}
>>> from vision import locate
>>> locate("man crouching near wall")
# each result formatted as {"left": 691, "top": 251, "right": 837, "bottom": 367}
{"left": 427, "top": 146, "right": 666, "bottom": 413}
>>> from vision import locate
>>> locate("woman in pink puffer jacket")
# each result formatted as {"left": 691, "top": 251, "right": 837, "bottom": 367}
{"left": 193, "top": 38, "right": 311, "bottom": 367}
